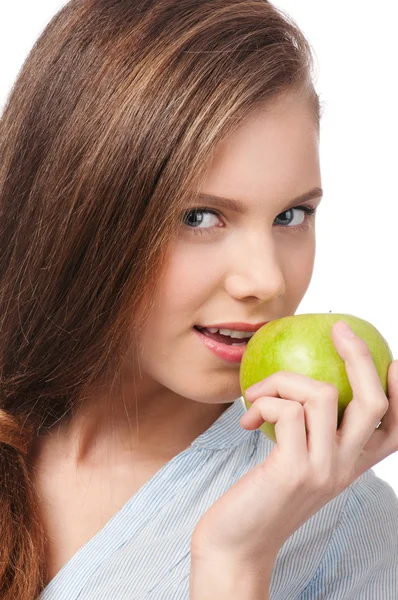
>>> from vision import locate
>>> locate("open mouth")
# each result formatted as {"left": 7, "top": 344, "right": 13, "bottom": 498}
{"left": 193, "top": 326, "right": 249, "bottom": 346}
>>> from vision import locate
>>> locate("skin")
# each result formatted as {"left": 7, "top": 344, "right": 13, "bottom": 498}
{"left": 30, "top": 90, "right": 323, "bottom": 579}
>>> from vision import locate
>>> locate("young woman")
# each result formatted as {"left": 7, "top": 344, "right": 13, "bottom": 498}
{"left": 0, "top": 1, "right": 397, "bottom": 599}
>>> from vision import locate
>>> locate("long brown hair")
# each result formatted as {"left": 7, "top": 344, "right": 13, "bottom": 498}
{"left": 0, "top": 0, "right": 320, "bottom": 597}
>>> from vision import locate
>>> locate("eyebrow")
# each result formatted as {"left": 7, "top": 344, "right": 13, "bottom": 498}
{"left": 193, "top": 187, "right": 323, "bottom": 214}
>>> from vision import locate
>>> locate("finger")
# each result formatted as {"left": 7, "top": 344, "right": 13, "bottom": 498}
{"left": 330, "top": 321, "right": 390, "bottom": 458}
{"left": 240, "top": 396, "right": 308, "bottom": 462}
{"left": 353, "top": 359, "right": 398, "bottom": 478}
{"left": 244, "top": 372, "right": 338, "bottom": 471}
{"left": 382, "top": 358, "right": 398, "bottom": 434}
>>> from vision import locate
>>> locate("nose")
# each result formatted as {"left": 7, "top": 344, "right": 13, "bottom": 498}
{"left": 224, "top": 233, "right": 286, "bottom": 302}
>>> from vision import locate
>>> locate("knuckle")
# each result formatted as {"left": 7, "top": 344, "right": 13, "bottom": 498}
{"left": 322, "top": 383, "right": 339, "bottom": 402}
{"left": 267, "top": 371, "right": 280, "bottom": 380}
{"left": 275, "top": 371, "right": 289, "bottom": 377}
{"left": 270, "top": 370, "right": 289, "bottom": 383}
{"left": 284, "top": 401, "right": 304, "bottom": 419}
{"left": 372, "top": 397, "right": 389, "bottom": 419}
{"left": 276, "top": 370, "right": 294, "bottom": 381}
{"left": 381, "top": 397, "right": 390, "bottom": 415}
{"left": 362, "top": 394, "right": 389, "bottom": 420}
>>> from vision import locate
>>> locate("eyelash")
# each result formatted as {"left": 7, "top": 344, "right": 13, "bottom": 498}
{"left": 182, "top": 205, "right": 317, "bottom": 236}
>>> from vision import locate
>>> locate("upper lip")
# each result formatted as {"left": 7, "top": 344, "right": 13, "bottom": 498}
{"left": 196, "top": 321, "right": 269, "bottom": 332}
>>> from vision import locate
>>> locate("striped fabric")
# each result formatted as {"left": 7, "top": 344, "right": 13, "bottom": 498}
{"left": 38, "top": 398, "right": 398, "bottom": 599}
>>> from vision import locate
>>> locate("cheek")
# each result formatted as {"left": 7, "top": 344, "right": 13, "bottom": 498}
{"left": 156, "top": 244, "right": 219, "bottom": 316}
{"left": 282, "top": 236, "right": 316, "bottom": 297}
{"left": 133, "top": 242, "right": 221, "bottom": 350}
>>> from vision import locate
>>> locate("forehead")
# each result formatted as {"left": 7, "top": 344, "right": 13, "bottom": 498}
{"left": 200, "top": 93, "right": 320, "bottom": 210}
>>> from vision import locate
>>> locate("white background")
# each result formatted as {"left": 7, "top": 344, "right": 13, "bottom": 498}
{"left": 1, "top": 2, "right": 397, "bottom": 495}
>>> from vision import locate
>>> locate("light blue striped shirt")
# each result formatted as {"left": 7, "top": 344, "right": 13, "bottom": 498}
{"left": 38, "top": 398, "right": 398, "bottom": 599}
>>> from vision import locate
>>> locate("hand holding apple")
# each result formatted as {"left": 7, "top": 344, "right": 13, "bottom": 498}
{"left": 240, "top": 313, "right": 394, "bottom": 442}
{"left": 191, "top": 316, "right": 398, "bottom": 569}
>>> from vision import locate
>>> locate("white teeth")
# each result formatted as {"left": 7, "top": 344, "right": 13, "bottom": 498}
{"left": 205, "top": 327, "right": 254, "bottom": 339}
{"left": 219, "top": 328, "right": 254, "bottom": 339}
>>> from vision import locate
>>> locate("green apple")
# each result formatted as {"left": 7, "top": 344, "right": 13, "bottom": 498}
{"left": 240, "top": 313, "right": 394, "bottom": 443}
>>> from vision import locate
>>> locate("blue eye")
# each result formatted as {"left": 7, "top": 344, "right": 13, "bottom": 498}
{"left": 181, "top": 205, "right": 317, "bottom": 236}
{"left": 182, "top": 208, "right": 221, "bottom": 233}
{"left": 274, "top": 206, "right": 317, "bottom": 228}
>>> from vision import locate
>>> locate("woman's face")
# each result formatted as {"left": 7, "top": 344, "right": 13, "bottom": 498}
{"left": 132, "top": 91, "right": 322, "bottom": 406}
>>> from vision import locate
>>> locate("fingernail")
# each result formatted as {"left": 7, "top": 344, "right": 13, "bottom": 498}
{"left": 245, "top": 382, "right": 262, "bottom": 398}
{"left": 336, "top": 320, "right": 356, "bottom": 338}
